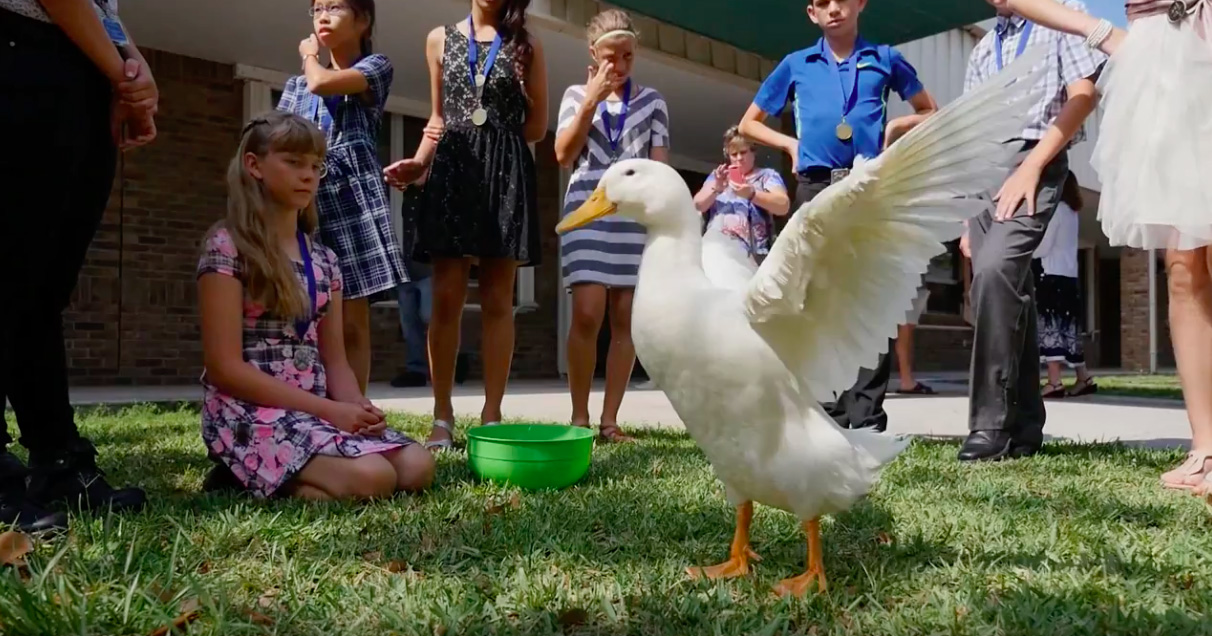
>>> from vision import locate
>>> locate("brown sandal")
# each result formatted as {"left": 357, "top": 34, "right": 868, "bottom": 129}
{"left": 1066, "top": 378, "right": 1098, "bottom": 397}
{"left": 598, "top": 422, "right": 634, "bottom": 443}
{"left": 1041, "top": 382, "right": 1066, "bottom": 399}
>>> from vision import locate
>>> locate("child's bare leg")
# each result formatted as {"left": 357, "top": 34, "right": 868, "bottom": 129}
{"left": 381, "top": 445, "right": 437, "bottom": 493}
{"left": 292, "top": 454, "right": 398, "bottom": 500}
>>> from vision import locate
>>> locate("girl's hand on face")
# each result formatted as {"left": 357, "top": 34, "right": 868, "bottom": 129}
{"left": 585, "top": 61, "right": 616, "bottom": 105}
{"left": 300, "top": 34, "right": 321, "bottom": 60}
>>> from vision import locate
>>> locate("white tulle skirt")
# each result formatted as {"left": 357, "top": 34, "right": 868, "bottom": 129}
{"left": 1093, "top": 12, "right": 1212, "bottom": 251}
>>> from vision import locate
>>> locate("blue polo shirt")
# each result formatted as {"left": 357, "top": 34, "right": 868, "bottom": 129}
{"left": 753, "top": 37, "right": 924, "bottom": 172}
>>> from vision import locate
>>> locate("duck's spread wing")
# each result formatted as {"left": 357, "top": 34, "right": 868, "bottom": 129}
{"left": 702, "top": 224, "right": 759, "bottom": 291}
{"left": 741, "top": 46, "right": 1049, "bottom": 402}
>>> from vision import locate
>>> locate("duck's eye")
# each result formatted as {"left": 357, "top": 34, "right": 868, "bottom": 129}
{"left": 624, "top": 169, "right": 636, "bottom": 176}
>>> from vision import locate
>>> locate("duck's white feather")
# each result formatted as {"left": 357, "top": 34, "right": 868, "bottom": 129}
{"left": 701, "top": 226, "right": 758, "bottom": 291}
{"left": 743, "top": 45, "right": 1049, "bottom": 403}
{"left": 612, "top": 46, "right": 1050, "bottom": 523}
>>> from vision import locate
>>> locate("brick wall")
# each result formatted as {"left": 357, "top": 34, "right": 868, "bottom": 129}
{"left": 894, "top": 320, "right": 973, "bottom": 373}
{"left": 65, "top": 48, "right": 568, "bottom": 388}
{"left": 1119, "top": 248, "right": 1173, "bottom": 371}
{"left": 66, "top": 49, "right": 240, "bottom": 386}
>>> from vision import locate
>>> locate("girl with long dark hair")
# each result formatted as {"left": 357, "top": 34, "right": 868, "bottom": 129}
{"left": 385, "top": 0, "right": 548, "bottom": 451}
{"left": 277, "top": 0, "right": 406, "bottom": 394}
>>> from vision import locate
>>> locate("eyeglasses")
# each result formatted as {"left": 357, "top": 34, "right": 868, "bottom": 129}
{"left": 308, "top": 3, "right": 350, "bottom": 17}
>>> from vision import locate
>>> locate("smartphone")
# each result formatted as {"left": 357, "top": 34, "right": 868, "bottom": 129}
{"left": 727, "top": 165, "right": 744, "bottom": 186}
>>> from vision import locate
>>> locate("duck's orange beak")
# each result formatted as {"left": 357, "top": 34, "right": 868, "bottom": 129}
{"left": 556, "top": 186, "right": 616, "bottom": 233}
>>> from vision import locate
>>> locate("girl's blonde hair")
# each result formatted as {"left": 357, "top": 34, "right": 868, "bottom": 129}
{"left": 586, "top": 9, "right": 638, "bottom": 47}
{"left": 214, "top": 111, "right": 327, "bottom": 320}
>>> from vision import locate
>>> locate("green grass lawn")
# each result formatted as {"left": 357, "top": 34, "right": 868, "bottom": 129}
{"left": 1085, "top": 375, "right": 1184, "bottom": 401}
{"left": 3, "top": 406, "right": 1212, "bottom": 635}
{"left": 1037, "top": 375, "right": 1183, "bottom": 401}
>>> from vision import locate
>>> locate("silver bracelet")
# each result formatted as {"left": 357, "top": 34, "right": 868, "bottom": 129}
{"left": 1085, "top": 18, "right": 1113, "bottom": 50}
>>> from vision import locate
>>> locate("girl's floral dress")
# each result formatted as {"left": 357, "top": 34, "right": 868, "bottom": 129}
{"left": 197, "top": 227, "right": 417, "bottom": 498}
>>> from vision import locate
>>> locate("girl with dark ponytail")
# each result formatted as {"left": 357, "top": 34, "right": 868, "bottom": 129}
{"left": 383, "top": 0, "right": 549, "bottom": 451}
{"left": 275, "top": 0, "right": 406, "bottom": 394}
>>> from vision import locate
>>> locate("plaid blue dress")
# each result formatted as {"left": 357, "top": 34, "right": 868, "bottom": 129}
{"left": 277, "top": 54, "right": 407, "bottom": 299}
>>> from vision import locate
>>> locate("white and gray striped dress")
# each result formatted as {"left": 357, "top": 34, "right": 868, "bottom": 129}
{"left": 558, "top": 83, "right": 670, "bottom": 288}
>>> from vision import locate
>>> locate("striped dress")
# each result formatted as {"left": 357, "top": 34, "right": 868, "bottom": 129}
{"left": 558, "top": 84, "right": 670, "bottom": 288}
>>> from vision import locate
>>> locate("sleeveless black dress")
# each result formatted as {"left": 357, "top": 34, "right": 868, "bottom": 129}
{"left": 414, "top": 24, "right": 540, "bottom": 266}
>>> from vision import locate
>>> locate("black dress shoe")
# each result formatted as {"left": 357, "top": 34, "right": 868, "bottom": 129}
{"left": 1009, "top": 426, "right": 1044, "bottom": 459}
{"left": 0, "top": 450, "right": 69, "bottom": 535}
{"left": 27, "top": 439, "right": 146, "bottom": 514}
{"left": 957, "top": 430, "right": 1015, "bottom": 462}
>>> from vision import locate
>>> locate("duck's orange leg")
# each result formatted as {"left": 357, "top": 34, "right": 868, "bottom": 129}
{"left": 773, "top": 518, "right": 828, "bottom": 597}
{"left": 686, "top": 501, "right": 762, "bottom": 580}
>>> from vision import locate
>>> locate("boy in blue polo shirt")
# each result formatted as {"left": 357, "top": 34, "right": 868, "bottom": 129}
{"left": 739, "top": 0, "right": 937, "bottom": 433}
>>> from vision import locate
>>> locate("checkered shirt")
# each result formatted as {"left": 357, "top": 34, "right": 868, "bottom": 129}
{"left": 964, "top": 1, "right": 1107, "bottom": 145}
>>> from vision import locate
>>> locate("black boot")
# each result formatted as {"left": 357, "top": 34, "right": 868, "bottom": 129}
{"left": 26, "top": 439, "right": 146, "bottom": 514}
{"left": 0, "top": 449, "right": 69, "bottom": 534}
{"left": 957, "top": 430, "right": 1015, "bottom": 462}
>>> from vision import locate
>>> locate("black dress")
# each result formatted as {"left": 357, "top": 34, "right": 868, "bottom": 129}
{"left": 415, "top": 24, "right": 540, "bottom": 266}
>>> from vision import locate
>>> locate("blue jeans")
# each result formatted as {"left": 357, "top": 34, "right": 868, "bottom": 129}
{"left": 395, "top": 277, "right": 432, "bottom": 375}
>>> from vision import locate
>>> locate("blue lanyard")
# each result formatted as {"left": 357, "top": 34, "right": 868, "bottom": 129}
{"left": 295, "top": 231, "right": 317, "bottom": 341}
{"left": 599, "top": 79, "right": 632, "bottom": 158}
{"left": 995, "top": 20, "right": 1034, "bottom": 70}
{"left": 312, "top": 94, "right": 336, "bottom": 133}
{"left": 467, "top": 14, "right": 503, "bottom": 89}
{"left": 822, "top": 39, "right": 860, "bottom": 123}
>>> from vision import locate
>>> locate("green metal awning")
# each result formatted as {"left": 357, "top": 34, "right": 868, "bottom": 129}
{"left": 607, "top": 1, "right": 995, "bottom": 61}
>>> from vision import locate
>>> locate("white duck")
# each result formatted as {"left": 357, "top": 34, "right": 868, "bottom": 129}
{"left": 556, "top": 48, "right": 1048, "bottom": 597}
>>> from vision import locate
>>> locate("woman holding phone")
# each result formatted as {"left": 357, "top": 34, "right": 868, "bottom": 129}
{"left": 694, "top": 126, "right": 790, "bottom": 263}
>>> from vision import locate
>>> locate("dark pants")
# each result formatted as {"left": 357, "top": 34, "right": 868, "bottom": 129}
{"left": 0, "top": 12, "right": 118, "bottom": 456}
{"left": 795, "top": 174, "right": 893, "bottom": 431}
{"left": 967, "top": 143, "right": 1069, "bottom": 443}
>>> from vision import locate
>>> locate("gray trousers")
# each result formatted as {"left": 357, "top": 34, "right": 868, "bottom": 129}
{"left": 967, "top": 143, "right": 1069, "bottom": 439}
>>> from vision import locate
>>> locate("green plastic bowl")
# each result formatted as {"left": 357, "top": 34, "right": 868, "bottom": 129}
{"left": 466, "top": 424, "right": 595, "bottom": 491}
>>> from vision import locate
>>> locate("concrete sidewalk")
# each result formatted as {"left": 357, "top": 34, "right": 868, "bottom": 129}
{"left": 69, "top": 376, "right": 1192, "bottom": 451}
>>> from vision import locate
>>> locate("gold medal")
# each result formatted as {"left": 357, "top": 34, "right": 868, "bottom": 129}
{"left": 836, "top": 121, "right": 853, "bottom": 141}
{"left": 471, "top": 108, "right": 488, "bottom": 126}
